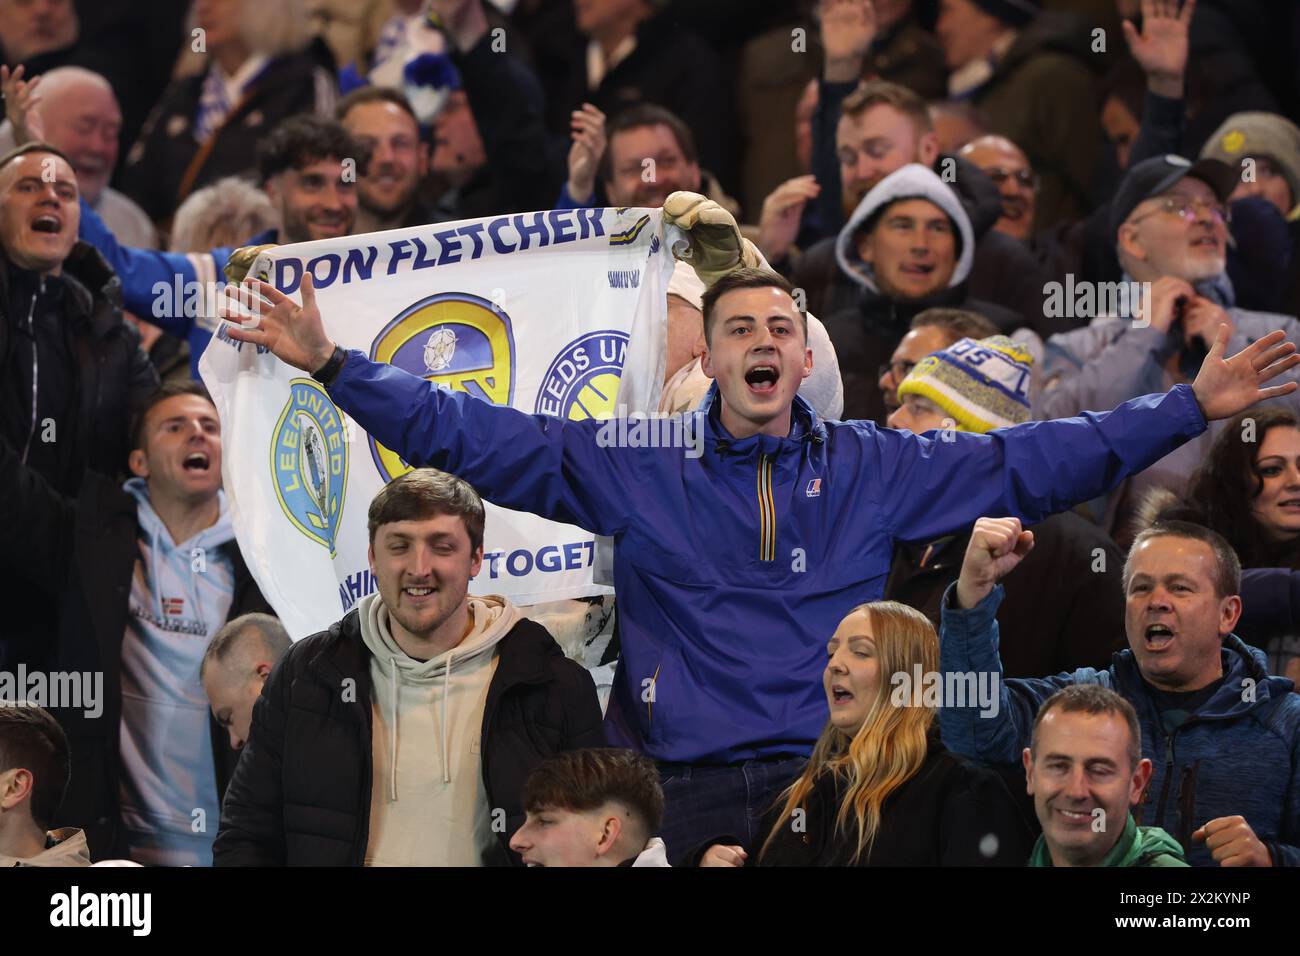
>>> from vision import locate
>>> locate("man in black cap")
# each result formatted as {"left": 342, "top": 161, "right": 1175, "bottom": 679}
{"left": 1038, "top": 153, "right": 1300, "bottom": 539}
{"left": 934, "top": 0, "right": 1099, "bottom": 229}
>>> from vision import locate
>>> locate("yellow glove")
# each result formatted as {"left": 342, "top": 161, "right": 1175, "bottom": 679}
{"left": 662, "top": 191, "right": 764, "bottom": 287}
{"left": 223, "top": 244, "right": 279, "bottom": 284}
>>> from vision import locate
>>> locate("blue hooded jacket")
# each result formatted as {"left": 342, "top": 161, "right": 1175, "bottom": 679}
{"left": 939, "top": 583, "right": 1300, "bottom": 867}
{"left": 326, "top": 349, "right": 1207, "bottom": 765}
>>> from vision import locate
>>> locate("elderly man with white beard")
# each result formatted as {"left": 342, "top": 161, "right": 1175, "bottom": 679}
{"left": 1035, "top": 155, "right": 1300, "bottom": 541}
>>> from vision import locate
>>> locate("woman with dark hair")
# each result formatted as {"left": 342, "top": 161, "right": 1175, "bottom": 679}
{"left": 1183, "top": 408, "right": 1300, "bottom": 568}
{"left": 1138, "top": 407, "right": 1300, "bottom": 680}
{"left": 697, "top": 601, "right": 1031, "bottom": 867}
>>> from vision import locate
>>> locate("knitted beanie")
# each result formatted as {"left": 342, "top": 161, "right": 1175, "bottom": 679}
{"left": 896, "top": 335, "right": 1034, "bottom": 433}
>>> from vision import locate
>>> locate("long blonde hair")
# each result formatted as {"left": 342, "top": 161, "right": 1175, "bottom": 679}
{"left": 761, "top": 601, "right": 938, "bottom": 864}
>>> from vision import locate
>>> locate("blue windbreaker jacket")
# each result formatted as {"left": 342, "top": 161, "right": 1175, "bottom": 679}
{"left": 327, "top": 350, "right": 1207, "bottom": 764}
{"left": 939, "top": 583, "right": 1300, "bottom": 866}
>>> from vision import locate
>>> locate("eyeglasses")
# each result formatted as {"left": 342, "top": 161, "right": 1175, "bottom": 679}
{"left": 983, "top": 167, "right": 1039, "bottom": 190}
{"left": 1128, "top": 197, "right": 1232, "bottom": 226}
{"left": 878, "top": 359, "right": 917, "bottom": 382}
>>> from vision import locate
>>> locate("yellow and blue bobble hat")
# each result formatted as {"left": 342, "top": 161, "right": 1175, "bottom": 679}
{"left": 896, "top": 335, "right": 1035, "bottom": 434}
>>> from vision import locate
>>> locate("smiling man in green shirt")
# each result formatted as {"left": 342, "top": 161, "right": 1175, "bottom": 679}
{"left": 1025, "top": 684, "right": 1188, "bottom": 867}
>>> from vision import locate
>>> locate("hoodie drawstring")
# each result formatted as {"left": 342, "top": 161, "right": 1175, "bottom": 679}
{"left": 388, "top": 656, "right": 398, "bottom": 801}
{"left": 441, "top": 662, "right": 451, "bottom": 784}
{"left": 388, "top": 651, "right": 452, "bottom": 796}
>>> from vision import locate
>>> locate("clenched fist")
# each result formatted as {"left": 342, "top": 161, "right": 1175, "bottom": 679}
{"left": 1192, "top": 815, "right": 1272, "bottom": 867}
{"left": 955, "top": 517, "right": 1035, "bottom": 609}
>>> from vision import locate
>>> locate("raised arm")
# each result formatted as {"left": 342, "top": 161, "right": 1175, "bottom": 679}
{"left": 880, "top": 326, "right": 1298, "bottom": 542}
{"left": 81, "top": 196, "right": 231, "bottom": 333}
{"left": 937, "top": 518, "right": 1098, "bottom": 764}
{"left": 223, "top": 275, "right": 645, "bottom": 536}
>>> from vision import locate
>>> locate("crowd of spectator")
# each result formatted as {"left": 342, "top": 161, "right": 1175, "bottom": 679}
{"left": 3, "top": 0, "right": 1300, "bottom": 870}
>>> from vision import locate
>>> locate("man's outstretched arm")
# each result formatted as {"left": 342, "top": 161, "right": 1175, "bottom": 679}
{"left": 877, "top": 326, "right": 1299, "bottom": 543}
{"left": 222, "top": 275, "right": 644, "bottom": 536}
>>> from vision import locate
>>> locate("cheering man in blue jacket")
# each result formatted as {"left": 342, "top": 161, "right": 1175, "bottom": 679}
{"left": 221, "top": 193, "right": 1300, "bottom": 862}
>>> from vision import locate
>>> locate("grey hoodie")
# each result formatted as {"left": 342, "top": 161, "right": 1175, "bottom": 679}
{"left": 834, "top": 163, "right": 976, "bottom": 295}
{"left": 360, "top": 592, "right": 520, "bottom": 866}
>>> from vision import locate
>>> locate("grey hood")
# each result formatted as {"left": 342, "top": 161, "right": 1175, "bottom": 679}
{"left": 834, "top": 163, "right": 976, "bottom": 295}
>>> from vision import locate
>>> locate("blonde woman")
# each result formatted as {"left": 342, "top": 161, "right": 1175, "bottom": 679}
{"left": 699, "top": 601, "right": 1030, "bottom": 866}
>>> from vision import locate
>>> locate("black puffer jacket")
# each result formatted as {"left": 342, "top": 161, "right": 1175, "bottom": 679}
{"left": 213, "top": 608, "right": 604, "bottom": 866}
{"left": 0, "top": 241, "right": 157, "bottom": 498}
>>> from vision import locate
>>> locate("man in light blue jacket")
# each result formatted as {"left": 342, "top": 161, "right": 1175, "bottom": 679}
{"left": 219, "top": 192, "right": 1299, "bottom": 860}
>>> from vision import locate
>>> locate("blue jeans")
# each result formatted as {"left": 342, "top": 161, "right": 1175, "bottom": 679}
{"left": 657, "top": 756, "right": 807, "bottom": 866}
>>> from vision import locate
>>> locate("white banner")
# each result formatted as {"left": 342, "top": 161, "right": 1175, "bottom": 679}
{"left": 200, "top": 207, "right": 676, "bottom": 640}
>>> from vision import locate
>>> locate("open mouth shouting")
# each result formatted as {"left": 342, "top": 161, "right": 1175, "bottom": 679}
{"left": 30, "top": 213, "right": 63, "bottom": 235}
{"left": 1143, "top": 622, "right": 1175, "bottom": 653}
{"left": 745, "top": 363, "right": 780, "bottom": 396}
{"left": 182, "top": 451, "right": 211, "bottom": 473}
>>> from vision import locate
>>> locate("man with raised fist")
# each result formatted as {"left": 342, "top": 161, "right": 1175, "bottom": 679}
{"left": 941, "top": 514, "right": 1300, "bottom": 866}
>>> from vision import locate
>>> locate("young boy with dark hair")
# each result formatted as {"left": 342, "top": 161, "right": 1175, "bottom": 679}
{"left": 510, "top": 748, "right": 669, "bottom": 867}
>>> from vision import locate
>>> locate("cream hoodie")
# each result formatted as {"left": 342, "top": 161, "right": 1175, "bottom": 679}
{"left": 0, "top": 828, "right": 91, "bottom": 867}
{"left": 359, "top": 593, "right": 520, "bottom": 867}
